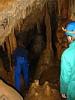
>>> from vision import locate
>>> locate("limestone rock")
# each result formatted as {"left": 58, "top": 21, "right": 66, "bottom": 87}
{"left": 0, "top": 80, "right": 23, "bottom": 100}
{"left": 24, "top": 80, "right": 62, "bottom": 100}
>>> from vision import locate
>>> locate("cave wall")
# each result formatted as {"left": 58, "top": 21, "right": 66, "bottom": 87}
{"left": 0, "top": 0, "right": 75, "bottom": 88}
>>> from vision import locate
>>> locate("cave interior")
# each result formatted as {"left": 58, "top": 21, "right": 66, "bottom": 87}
{"left": 0, "top": 0, "right": 75, "bottom": 99}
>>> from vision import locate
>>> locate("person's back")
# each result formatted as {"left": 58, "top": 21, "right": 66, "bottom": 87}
{"left": 12, "top": 40, "right": 29, "bottom": 91}
{"left": 12, "top": 46, "right": 28, "bottom": 59}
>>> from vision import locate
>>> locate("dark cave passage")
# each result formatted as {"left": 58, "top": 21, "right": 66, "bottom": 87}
{"left": 26, "top": 21, "right": 46, "bottom": 82}
{"left": 0, "top": 11, "right": 58, "bottom": 84}
{"left": 14, "top": 17, "right": 58, "bottom": 83}
{"left": 0, "top": 0, "right": 59, "bottom": 88}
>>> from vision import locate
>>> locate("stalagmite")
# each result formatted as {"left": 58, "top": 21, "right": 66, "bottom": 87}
{"left": 43, "top": 81, "right": 49, "bottom": 88}
{"left": 24, "top": 80, "right": 62, "bottom": 100}
{"left": 43, "top": 82, "right": 52, "bottom": 96}
{"left": 34, "top": 80, "right": 39, "bottom": 87}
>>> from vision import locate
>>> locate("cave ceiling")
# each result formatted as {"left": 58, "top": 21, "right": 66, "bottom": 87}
{"left": 0, "top": 0, "right": 75, "bottom": 44}
{"left": 0, "top": 0, "right": 50, "bottom": 45}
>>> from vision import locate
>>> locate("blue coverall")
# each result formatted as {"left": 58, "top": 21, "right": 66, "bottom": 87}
{"left": 12, "top": 46, "right": 29, "bottom": 91}
{"left": 60, "top": 40, "right": 75, "bottom": 100}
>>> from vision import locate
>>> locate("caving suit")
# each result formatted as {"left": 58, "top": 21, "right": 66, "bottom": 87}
{"left": 60, "top": 40, "right": 75, "bottom": 100}
{"left": 12, "top": 46, "right": 29, "bottom": 91}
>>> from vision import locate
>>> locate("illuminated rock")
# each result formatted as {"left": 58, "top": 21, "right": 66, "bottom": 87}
{"left": 0, "top": 80, "right": 23, "bottom": 100}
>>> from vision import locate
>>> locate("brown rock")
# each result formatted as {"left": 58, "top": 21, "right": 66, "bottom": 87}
{"left": 0, "top": 80, "right": 23, "bottom": 100}
{"left": 24, "top": 80, "right": 62, "bottom": 100}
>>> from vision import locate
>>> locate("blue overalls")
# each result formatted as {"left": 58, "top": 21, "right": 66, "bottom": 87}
{"left": 14, "top": 56, "right": 29, "bottom": 91}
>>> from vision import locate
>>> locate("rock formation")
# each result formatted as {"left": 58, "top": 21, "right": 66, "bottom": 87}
{"left": 0, "top": 80, "right": 23, "bottom": 100}
{"left": 24, "top": 80, "right": 62, "bottom": 100}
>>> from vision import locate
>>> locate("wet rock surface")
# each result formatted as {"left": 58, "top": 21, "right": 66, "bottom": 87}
{"left": 24, "top": 80, "right": 62, "bottom": 100}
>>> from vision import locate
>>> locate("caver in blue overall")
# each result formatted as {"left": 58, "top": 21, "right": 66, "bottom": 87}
{"left": 12, "top": 46, "right": 29, "bottom": 91}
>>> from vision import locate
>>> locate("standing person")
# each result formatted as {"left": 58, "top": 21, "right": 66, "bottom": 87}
{"left": 60, "top": 22, "right": 75, "bottom": 100}
{"left": 12, "top": 40, "right": 29, "bottom": 91}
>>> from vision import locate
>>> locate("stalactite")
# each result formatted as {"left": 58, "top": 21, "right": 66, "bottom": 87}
{"left": 37, "top": 21, "right": 41, "bottom": 34}
{"left": 70, "top": 0, "right": 75, "bottom": 20}
{"left": 9, "top": 28, "right": 17, "bottom": 54}
{"left": 5, "top": 37, "right": 13, "bottom": 82}
{"left": 57, "top": 0, "right": 61, "bottom": 17}
{"left": 2, "top": 42, "right": 5, "bottom": 51}
{"left": 57, "top": 0, "right": 69, "bottom": 19}
{"left": 44, "top": 3, "right": 53, "bottom": 54}
{"left": 16, "top": 19, "right": 24, "bottom": 33}
{"left": 5, "top": 37, "right": 11, "bottom": 58}
{"left": 17, "top": 21, "right": 21, "bottom": 33}
{"left": 20, "top": 18, "right": 24, "bottom": 32}
{"left": 32, "top": 20, "right": 45, "bottom": 54}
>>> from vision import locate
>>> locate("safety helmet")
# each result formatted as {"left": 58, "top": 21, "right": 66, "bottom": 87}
{"left": 62, "top": 22, "right": 75, "bottom": 36}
